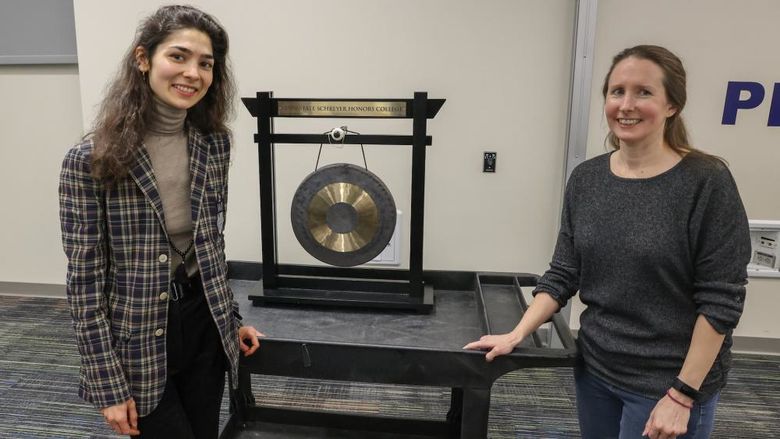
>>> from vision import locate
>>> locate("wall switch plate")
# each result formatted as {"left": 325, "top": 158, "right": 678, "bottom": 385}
{"left": 748, "top": 220, "right": 780, "bottom": 278}
{"left": 483, "top": 152, "right": 497, "bottom": 172}
{"left": 366, "top": 210, "right": 402, "bottom": 266}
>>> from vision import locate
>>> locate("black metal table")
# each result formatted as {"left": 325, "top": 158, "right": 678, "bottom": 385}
{"left": 220, "top": 272, "right": 577, "bottom": 438}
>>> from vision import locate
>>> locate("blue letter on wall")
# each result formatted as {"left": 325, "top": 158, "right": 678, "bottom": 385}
{"left": 722, "top": 81, "right": 765, "bottom": 125}
{"left": 768, "top": 83, "right": 780, "bottom": 127}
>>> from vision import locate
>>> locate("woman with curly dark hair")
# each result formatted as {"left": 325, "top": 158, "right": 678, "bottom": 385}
{"left": 59, "top": 5, "right": 262, "bottom": 437}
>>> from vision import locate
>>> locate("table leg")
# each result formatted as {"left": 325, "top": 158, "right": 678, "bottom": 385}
{"left": 233, "top": 367, "right": 255, "bottom": 423}
{"left": 460, "top": 386, "right": 491, "bottom": 439}
{"left": 446, "top": 388, "right": 463, "bottom": 437}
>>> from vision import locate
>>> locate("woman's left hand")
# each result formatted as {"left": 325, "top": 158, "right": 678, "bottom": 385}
{"left": 238, "top": 325, "right": 264, "bottom": 357}
{"left": 642, "top": 393, "right": 691, "bottom": 439}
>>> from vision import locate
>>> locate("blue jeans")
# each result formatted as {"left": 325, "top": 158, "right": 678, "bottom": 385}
{"left": 575, "top": 366, "right": 719, "bottom": 439}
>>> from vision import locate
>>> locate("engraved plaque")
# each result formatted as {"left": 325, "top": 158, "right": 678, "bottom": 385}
{"left": 277, "top": 100, "right": 407, "bottom": 117}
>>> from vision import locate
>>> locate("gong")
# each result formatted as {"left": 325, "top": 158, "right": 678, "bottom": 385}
{"left": 291, "top": 163, "right": 397, "bottom": 267}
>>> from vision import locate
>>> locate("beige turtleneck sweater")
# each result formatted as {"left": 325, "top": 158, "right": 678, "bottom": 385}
{"left": 143, "top": 96, "right": 198, "bottom": 279}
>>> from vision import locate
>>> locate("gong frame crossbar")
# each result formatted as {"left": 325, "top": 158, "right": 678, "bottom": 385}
{"left": 241, "top": 91, "right": 444, "bottom": 312}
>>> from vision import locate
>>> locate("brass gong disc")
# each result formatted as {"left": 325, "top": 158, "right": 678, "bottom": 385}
{"left": 291, "top": 163, "right": 396, "bottom": 267}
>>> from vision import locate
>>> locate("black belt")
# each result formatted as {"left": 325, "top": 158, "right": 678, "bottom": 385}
{"left": 170, "top": 273, "right": 202, "bottom": 302}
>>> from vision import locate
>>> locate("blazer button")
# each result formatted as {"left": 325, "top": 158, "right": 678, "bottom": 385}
{"left": 159, "top": 292, "right": 169, "bottom": 301}
{"left": 155, "top": 328, "right": 165, "bottom": 337}
{"left": 158, "top": 254, "right": 168, "bottom": 263}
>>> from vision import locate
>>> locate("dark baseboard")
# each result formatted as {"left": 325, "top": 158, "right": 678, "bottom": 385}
{"left": 731, "top": 336, "right": 780, "bottom": 355}
{"left": 0, "top": 281, "right": 64, "bottom": 298}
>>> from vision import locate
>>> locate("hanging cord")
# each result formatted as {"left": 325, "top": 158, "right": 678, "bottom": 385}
{"left": 169, "top": 239, "right": 194, "bottom": 285}
{"left": 315, "top": 126, "right": 367, "bottom": 171}
{"left": 170, "top": 239, "right": 194, "bottom": 261}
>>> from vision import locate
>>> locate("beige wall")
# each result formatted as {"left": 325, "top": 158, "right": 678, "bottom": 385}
{"left": 2, "top": 1, "right": 776, "bottom": 343}
{"left": 568, "top": 0, "right": 780, "bottom": 340}
{"left": 73, "top": 0, "right": 576, "bottom": 272}
{"left": 0, "top": 64, "right": 82, "bottom": 285}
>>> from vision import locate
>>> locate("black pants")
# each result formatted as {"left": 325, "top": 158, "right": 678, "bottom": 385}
{"left": 138, "top": 275, "right": 226, "bottom": 439}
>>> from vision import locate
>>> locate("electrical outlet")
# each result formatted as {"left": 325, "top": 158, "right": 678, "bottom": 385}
{"left": 753, "top": 251, "right": 776, "bottom": 268}
{"left": 759, "top": 236, "right": 777, "bottom": 249}
{"left": 483, "top": 152, "right": 497, "bottom": 172}
{"left": 748, "top": 220, "right": 780, "bottom": 277}
{"left": 367, "top": 210, "right": 402, "bottom": 265}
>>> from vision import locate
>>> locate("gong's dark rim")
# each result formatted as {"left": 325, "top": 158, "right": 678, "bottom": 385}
{"left": 291, "top": 163, "right": 397, "bottom": 267}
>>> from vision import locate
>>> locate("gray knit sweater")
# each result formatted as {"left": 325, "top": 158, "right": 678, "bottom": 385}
{"left": 534, "top": 152, "right": 751, "bottom": 400}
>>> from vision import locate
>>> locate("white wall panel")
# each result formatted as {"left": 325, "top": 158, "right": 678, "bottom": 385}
{"left": 572, "top": 0, "right": 780, "bottom": 339}
{"left": 74, "top": 0, "right": 576, "bottom": 273}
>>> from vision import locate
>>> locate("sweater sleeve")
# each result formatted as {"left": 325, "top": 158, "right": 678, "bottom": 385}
{"left": 533, "top": 175, "right": 581, "bottom": 308}
{"left": 689, "top": 165, "right": 751, "bottom": 334}
{"left": 59, "top": 145, "right": 131, "bottom": 409}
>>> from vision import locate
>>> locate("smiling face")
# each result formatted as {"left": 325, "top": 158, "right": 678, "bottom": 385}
{"left": 604, "top": 56, "right": 677, "bottom": 149}
{"left": 136, "top": 28, "right": 214, "bottom": 110}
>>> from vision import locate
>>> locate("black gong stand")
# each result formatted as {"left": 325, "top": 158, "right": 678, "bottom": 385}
{"left": 242, "top": 92, "right": 444, "bottom": 312}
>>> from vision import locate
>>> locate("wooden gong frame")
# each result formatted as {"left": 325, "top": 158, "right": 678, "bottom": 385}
{"left": 241, "top": 92, "right": 444, "bottom": 312}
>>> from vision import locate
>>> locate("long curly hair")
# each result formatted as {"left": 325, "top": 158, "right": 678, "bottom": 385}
{"left": 89, "top": 5, "right": 235, "bottom": 183}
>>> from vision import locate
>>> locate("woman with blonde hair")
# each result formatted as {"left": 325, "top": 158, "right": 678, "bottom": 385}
{"left": 466, "top": 45, "right": 751, "bottom": 439}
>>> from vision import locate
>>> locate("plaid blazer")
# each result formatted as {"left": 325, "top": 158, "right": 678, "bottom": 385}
{"left": 59, "top": 128, "right": 240, "bottom": 416}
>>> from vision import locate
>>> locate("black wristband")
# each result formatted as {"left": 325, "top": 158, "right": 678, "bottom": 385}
{"left": 671, "top": 377, "right": 702, "bottom": 402}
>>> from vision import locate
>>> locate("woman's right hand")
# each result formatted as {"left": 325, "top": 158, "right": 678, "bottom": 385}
{"left": 101, "top": 398, "right": 140, "bottom": 436}
{"left": 463, "top": 293, "right": 559, "bottom": 362}
{"left": 463, "top": 332, "right": 524, "bottom": 362}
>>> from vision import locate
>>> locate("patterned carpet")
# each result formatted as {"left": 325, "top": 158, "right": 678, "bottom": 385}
{"left": 0, "top": 295, "right": 778, "bottom": 438}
